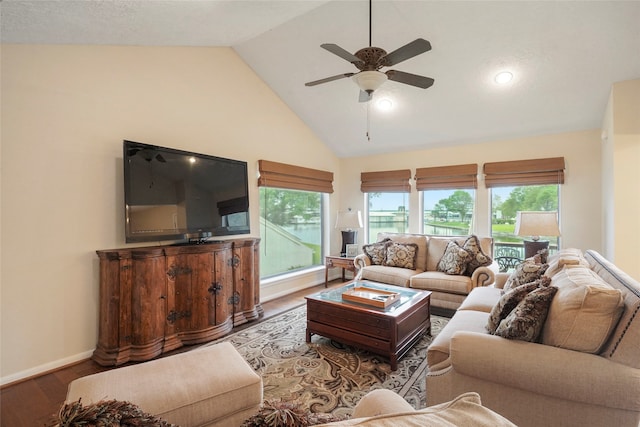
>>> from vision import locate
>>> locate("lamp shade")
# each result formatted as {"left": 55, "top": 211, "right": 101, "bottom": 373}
{"left": 335, "top": 210, "right": 363, "bottom": 230}
{"left": 352, "top": 71, "right": 388, "bottom": 93}
{"left": 515, "top": 211, "right": 560, "bottom": 240}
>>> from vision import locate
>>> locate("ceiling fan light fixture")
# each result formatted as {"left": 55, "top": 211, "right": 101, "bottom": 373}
{"left": 352, "top": 71, "right": 388, "bottom": 93}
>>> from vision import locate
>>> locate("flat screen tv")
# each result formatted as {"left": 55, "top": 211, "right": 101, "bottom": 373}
{"left": 123, "top": 140, "right": 250, "bottom": 243}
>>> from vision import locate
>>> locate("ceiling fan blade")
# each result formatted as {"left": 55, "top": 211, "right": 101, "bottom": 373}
{"left": 359, "top": 90, "right": 372, "bottom": 103}
{"left": 383, "top": 38, "right": 432, "bottom": 66}
{"left": 386, "top": 70, "right": 435, "bottom": 89}
{"left": 321, "top": 44, "right": 364, "bottom": 65}
{"left": 305, "top": 73, "right": 355, "bottom": 87}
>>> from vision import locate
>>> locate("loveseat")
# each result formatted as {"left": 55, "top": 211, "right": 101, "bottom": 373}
{"left": 354, "top": 233, "right": 499, "bottom": 311}
{"left": 319, "top": 389, "right": 516, "bottom": 426}
{"left": 425, "top": 249, "right": 640, "bottom": 427}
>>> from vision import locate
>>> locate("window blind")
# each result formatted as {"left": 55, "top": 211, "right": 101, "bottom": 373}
{"left": 257, "top": 160, "right": 334, "bottom": 193}
{"left": 360, "top": 169, "right": 412, "bottom": 192}
{"left": 415, "top": 164, "right": 478, "bottom": 190}
{"left": 483, "top": 157, "right": 565, "bottom": 187}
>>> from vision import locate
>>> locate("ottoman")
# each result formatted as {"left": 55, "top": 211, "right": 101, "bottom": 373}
{"left": 66, "top": 342, "right": 263, "bottom": 427}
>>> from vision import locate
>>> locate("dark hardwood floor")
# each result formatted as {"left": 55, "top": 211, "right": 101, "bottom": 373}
{"left": 0, "top": 279, "right": 347, "bottom": 427}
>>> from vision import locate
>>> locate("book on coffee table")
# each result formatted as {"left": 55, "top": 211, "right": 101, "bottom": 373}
{"left": 342, "top": 286, "right": 400, "bottom": 308}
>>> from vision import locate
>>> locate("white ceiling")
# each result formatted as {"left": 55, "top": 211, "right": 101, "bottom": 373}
{"left": 3, "top": 1, "right": 640, "bottom": 158}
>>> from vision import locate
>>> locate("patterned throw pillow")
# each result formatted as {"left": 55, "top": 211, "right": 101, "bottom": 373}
{"left": 487, "top": 281, "right": 541, "bottom": 333}
{"left": 437, "top": 240, "right": 472, "bottom": 275}
{"left": 362, "top": 238, "right": 391, "bottom": 265}
{"left": 462, "top": 235, "right": 493, "bottom": 276}
{"left": 384, "top": 242, "right": 419, "bottom": 269}
{"left": 494, "top": 286, "right": 558, "bottom": 342}
{"left": 503, "top": 259, "right": 549, "bottom": 291}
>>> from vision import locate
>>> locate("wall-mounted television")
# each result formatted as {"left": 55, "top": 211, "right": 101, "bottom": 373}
{"left": 123, "top": 140, "right": 250, "bottom": 243}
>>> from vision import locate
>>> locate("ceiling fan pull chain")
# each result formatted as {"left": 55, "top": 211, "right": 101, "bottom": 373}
{"left": 366, "top": 101, "right": 371, "bottom": 142}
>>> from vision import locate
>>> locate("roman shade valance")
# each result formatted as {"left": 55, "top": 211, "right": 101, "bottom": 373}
{"left": 361, "top": 169, "right": 412, "bottom": 192}
{"left": 257, "top": 160, "right": 334, "bottom": 193}
{"left": 483, "top": 157, "right": 565, "bottom": 188}
{"left": 415, "top": 164, "right": 478, "bottom": 190}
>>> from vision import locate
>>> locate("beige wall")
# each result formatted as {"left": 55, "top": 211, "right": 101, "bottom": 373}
{"left": 0, "top": 43, "right": 609, "bottom": 384}
{"left": 601, "top": 79, "right": 640, "bottom": 279}
{"left": 339, "top": 129, "right": 603, "bottom": 252}
{"left": 0, "top": 44, "right": 340, "bottom": 384}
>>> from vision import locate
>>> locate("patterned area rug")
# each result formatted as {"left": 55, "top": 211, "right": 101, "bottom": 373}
{"left": 202, "top": 305, "right": 448, "bottom": 418}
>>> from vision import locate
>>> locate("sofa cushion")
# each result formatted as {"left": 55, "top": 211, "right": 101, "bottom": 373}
{"left": 486, "top": 280, "right": 544, "bottom": 333}
{"left": 494, "top": 286, "right": 558, "bottom": 342}
{"left": 457, "top": 286, "right": 502, "bottom": 312}
{"left": 437, "top": 241, "right": 471, "bottom": 275}
{"left": 321, "top": 392, "right": 517, "bottom": 426}
{"left": 362, "top": 239, "right": 391, "bottom": 265}
{"left": 541, "top": 265, "right": 624, "bottom": 353}
{"left": 427, "top": 310, "right": 490, "bottom": 367}
{"left": 377, "top": 233, "right": 428, "bottom": 271}
{"left": 462, "top": 235, "right": 493, "bottom": 276}
{"left": 360, "top": 265, "right": 416, "bottom": 287}
{"left": 503, "top": 259, "right": 549, "bottom": 291}
{"left": 384, "top": 242, "right": 418, "bottom": 270}
{"left": 544, "top": 248, "right": 590, "bottom": 278}
{"left": 410, "top": 271, "right": 472, "bottom": 295}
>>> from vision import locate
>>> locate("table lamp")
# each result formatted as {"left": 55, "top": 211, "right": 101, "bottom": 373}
{"left": 335, "top": 209, "right": 363, "bottom": 257}
{"left": 515, "top": 211, "right": 560, "bottom": 258}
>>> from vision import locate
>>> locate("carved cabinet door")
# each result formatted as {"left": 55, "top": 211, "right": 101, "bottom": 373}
{"left": 129, "top": 250, "right": 167, "bottom": 359}
{"left": 232, "top": 239, "right": 260, "bottom": 325}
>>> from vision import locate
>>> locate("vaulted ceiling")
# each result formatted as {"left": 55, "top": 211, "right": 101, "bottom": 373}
{"left": 3, "top": 1, "right": 639, "bottom": 157}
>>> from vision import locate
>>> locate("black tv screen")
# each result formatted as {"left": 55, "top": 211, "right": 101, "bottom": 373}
{"left": 123, "top": 140, "right": 250, "bottom": 243}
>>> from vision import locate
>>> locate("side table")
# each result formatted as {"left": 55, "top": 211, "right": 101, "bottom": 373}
{"left": 324, "top": 255, "right": 356, "bottom": 287}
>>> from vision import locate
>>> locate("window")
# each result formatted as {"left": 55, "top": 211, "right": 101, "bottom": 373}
{"left": 416, "top": 164, "right": 478, "bottom": 237}
{"left": 361, "top": 169, "right": 411, "bottom": 243}
{"left": 367, "top": 192, "right": 409, "bottom": 243}
{"left": 484, "top": 157, "right": 564, "bottom": 263}
{"left": 423, "top": 189, "right": 475, "bottom": 236}
{"left": 259, "top": 188, "right": 324, "bottom": 278}
{"left": 257, "top": 160, "right": 333, "bottom": 279}
{"left": 491, "top": 184, "right": 560, "bottom": 260}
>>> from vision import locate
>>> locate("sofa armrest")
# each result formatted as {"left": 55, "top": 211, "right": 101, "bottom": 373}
{"left": 442, "top": 331, "right": 640, "bottom": 411}
{"left": 354, "top": 253, "right": 370, "bottom": 270}
{"left": 470, "top": 262, "right": 498, "bottom": 288}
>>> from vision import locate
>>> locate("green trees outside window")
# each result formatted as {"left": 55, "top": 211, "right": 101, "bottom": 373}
{"left": 259, "top": 187, "right": 323, "bottom": 278}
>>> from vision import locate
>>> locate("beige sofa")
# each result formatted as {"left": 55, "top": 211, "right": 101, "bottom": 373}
{"left": 354, "top": 233, "right": 499, "bottom": 311}
{"left": 319, "top": 389, "right": 516, "bottom": 426}
{"left": 426, "top": 249, "right": 640, "bottom": 427}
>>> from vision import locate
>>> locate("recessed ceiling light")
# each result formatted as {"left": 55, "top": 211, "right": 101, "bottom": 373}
{"left": 495, "top": 71, "right": 513, "bottom": 84}
{"left": 376, "top": 98, "right": 393, "bottom": 111}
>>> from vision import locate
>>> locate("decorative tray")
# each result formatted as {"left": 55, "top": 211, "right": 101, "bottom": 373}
{"left": 342, "top": 286, "right": 400, "bottom": 308}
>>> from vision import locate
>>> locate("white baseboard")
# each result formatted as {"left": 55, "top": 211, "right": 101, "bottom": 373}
{"left": 1, "top": 349, "right": 95, "bottom": 387}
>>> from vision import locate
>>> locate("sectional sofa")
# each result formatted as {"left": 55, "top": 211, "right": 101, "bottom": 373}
{"left": 354, "top": 232, "right": 499, "bottom": 311}
{"left": 425, "top": 249, "right": 640, "bottom": 427}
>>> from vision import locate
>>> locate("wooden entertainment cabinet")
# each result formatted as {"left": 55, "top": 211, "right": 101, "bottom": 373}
{"left": 92, "top": 238, "right": 262, "bottom": 366}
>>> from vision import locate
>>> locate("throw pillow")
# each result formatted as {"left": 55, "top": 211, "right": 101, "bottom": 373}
{"left": 503, "top": 259, "right": 549, "bottom": 291}
{"left": 48, "top": 399, "right": 177, "bottom": 427}
{"left": 362, "top": 238, "right": 391, "bottom": 265}
{"left": 494, "top": 286, "right": 558, "bottom": 342}
{"left": 384, "top": 242, "right": 419, "bottom": 270}
{"left": 487, "top": 280, "right": 541, "bottom": 334}
{"left": 541, "top": 266, "right": 624, "bottom": 353}
{"left": 437, "top": 240, "right": 472, "bottom": 275}
{"left": 462, "top": 235, "right": 493, "bottom": 276}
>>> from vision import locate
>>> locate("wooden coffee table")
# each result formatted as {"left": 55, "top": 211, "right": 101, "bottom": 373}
{"left": 305, "top": 281, "right": 431, "bottom": 370}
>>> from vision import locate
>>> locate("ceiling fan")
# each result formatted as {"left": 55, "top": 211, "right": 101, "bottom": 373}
{"left": 305, "top": 0, "right": 434, "bottom": 102}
